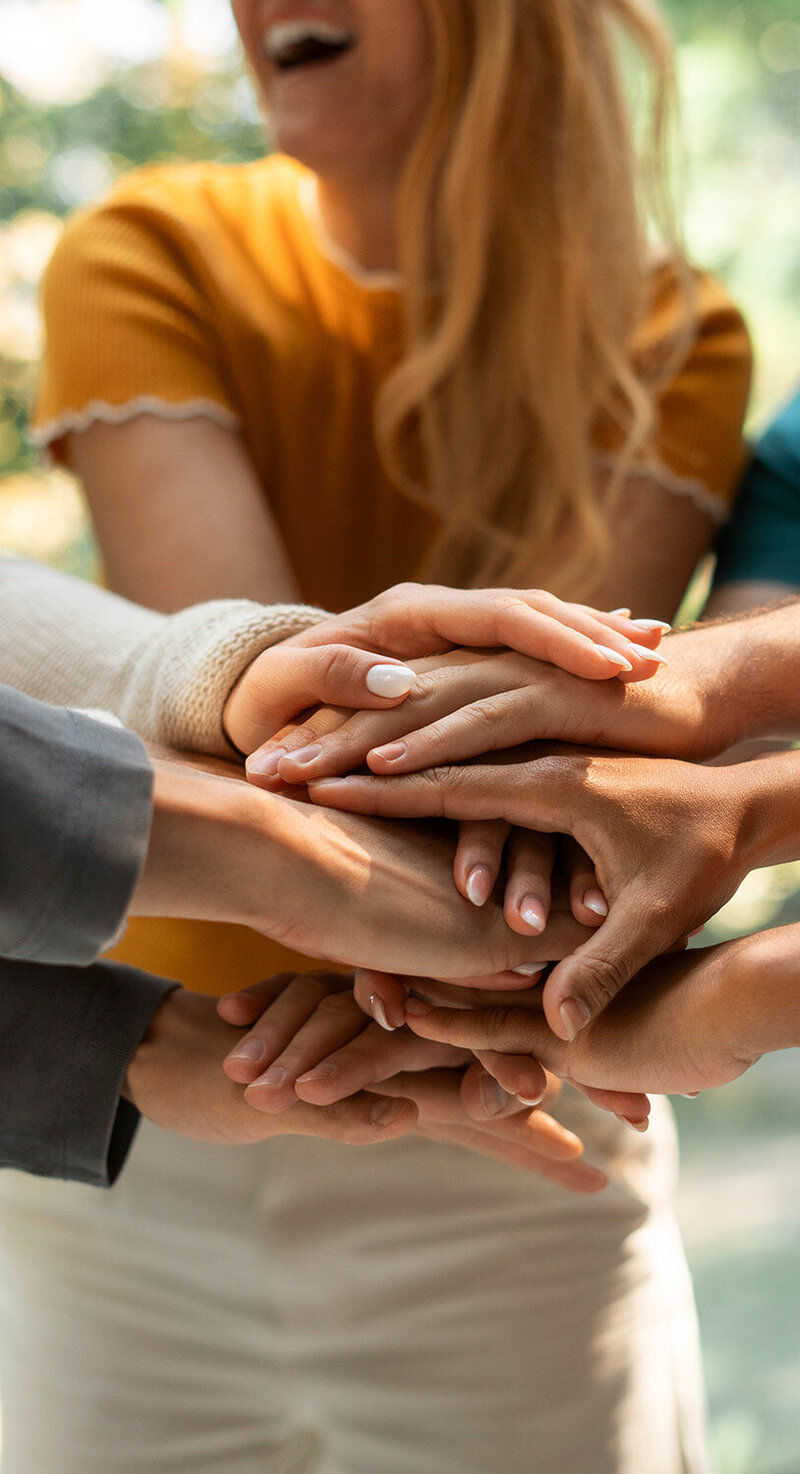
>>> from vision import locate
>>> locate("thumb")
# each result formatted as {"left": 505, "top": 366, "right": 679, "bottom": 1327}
{"left": 225, "top": 643, "right": 416, "bottom": 754}
{"left": 542, "top": 894, "right": 674, "bottom": 1040}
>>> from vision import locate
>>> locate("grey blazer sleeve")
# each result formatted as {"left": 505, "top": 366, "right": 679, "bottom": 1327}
{"left": 0, "top": 956, "right": 176, "bottom": 1186}
{"left": 0, "top": 684, "right": 153, "bottom": 966}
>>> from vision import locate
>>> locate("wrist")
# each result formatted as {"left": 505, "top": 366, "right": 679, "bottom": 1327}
{"left": 729, "top": 751, "right": 800, "bottom": 873}
{"left": 130, "top": 755, "right": 282, "bottom": 930}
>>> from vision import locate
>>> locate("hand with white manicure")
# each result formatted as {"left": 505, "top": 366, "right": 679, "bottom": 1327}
{"left": 216, "top": 971, "right": 608, "bottom": 1193}
{"left": 224, "top": 638, "right": 418, "bottom": 757}
{"left": 305, "top": 744, "right": 800, "bottom": 1039}
{"left": 244, "top": 639, "right": 665, "bottom": 789}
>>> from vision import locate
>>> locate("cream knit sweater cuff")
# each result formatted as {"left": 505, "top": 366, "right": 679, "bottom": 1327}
{"left": 0, "top": 556, "right": 329, "bottom": 757}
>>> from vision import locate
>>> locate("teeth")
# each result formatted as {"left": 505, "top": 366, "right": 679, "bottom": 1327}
{"left": 262, "top": 19, "right": 354, "bottom": 63}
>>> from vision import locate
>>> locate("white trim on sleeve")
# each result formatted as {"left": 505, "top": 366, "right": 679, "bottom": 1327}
{"left": 30, "top": 395, "right": 242, "bottom": 448}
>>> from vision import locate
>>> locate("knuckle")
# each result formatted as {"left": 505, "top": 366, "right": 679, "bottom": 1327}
{"left": 577, "top": 955, "right": 628, "bottom": 1013}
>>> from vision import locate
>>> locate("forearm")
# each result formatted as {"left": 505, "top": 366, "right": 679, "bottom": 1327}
{"left": 728, "top": 924, "right": 800, "bottom": 1058}
{"left": 0, "top": 555, "right": 326, "bottom": 756}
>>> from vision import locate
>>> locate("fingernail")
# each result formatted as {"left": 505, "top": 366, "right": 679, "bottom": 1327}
{"left": 609, "top": 607, "right": 632, "bottom": 618}
{"left": 560, "top": 997, "right": 591, "bottom": 1041}
{"left": 370, "top": 994, "right": 396, "bottom": 1032}
{"left": 310, "top": 776, "right": 344, "bottom": 789}
{"left": 517, "top": 1090, "right": 545, "bottom": 1107}
{"left": 628, "top": 642, "right": 668, "bottom": 665}
{"left": 281, "top": 743, "right": 322, "bottom": 768}
{"left": 583, "top": 889, "right": 609, "bottom": 919}
{"left": 479, "top": 1075, "right": 512, "bottom": 1117}
{"left": 630, "top": 618, "right": 671, "bottom": 633}
{"left": 681, "top": 1091, "right": 700, "bottom": 1099}
{"left": 519, "top": 894, "right": 547, "bottom": 933}
{"left": 370, "top": 741, "right": 407, "bottom": 764}
{"left": 370, "top": 1098, "right": 408, "bottom": 1127}
{"left": 465, "top": 864, "right": 492, "bottom": 907}
{"left": 252, "top": 1065, "right": 288, "bottom": 1088}
{"left": 246, "top": 747, "right": 286, "bottom": 777}
{"left": 296, "top": 1064, "right": 334, "bottom": 1084}
{"left": 594, "top": 644, "right": 633, "bottom": 673}
{"left": 617, "top": 1114, "right": 650, "bottom": 1133}
{"left": 228, "top": 1038, "right": 265, "bottom": 1064}
{"left": 365, "top": 664, "right": 416, "bottom": 698}
{"left": 404, "top": 997, "right": 432, "bottom": 1017}
{"left": 512, "top": 961, "right": 548, "bottom": 977}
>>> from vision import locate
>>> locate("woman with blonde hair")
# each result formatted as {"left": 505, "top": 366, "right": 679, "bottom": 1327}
{"left": 11, "top": 1, "right": 750, "bottom": 1471}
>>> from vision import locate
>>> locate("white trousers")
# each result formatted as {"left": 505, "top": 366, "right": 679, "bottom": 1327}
{"left": 0, "top": 1094, "right": 708, "bottom": 1474}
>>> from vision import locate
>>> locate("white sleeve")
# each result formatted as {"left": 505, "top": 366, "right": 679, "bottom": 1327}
{"left": 0, "top": 556, "right": 329, "bottom": 756}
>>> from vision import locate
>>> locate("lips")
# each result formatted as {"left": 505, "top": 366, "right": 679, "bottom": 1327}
{"left": 262, "top": 17, "right": 356, "bottom": 70}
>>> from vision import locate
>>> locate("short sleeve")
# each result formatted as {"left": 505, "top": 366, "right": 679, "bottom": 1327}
{"left": 596, "top": 264, "right": 752, "bottom": 521}
{"left": 714, "top": 388, "right": 800, "bottom": 589}
{"left": 33, "top": 170, "right": 242, "bottom": 463}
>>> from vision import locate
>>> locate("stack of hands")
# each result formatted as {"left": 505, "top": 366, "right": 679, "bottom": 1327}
{"left": 129, "top": 584, "right": 800, "bottom": 1194}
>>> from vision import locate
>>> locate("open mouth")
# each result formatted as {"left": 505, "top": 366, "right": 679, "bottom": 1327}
{"left": 262, "top": 19, "right": 356, "bottom": 71}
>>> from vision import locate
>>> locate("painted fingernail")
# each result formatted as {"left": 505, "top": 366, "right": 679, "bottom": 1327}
{"left": 630, "top": 618, "right": 671, "bottom": 633}
{"left": 593, "top": 644, "right": 633, "bottom": 673}
{"left": 519, "top": 895, "right": 547, "bottom": 933}
{"left": 479, "top": 1075, "right": 512, "bottom": 1117}
{"left": 365, "top": 664, "right": 416, "bottom": 698}
{"left": 228, "top": 1038, "right": 265, "bottom": 1064}
{"left": 246, "top": 747, "right": 287, "bottom": 777}
{"left": 281, "top": 744, "right": 323, "bottom": 768}
{"left": 560, "top": 998, "right": 591, "bottom": 1041}
{"left": 253, "top": 1065, "right": 288, "bottom": 1088}
{"left": 512, "top": 961, "right": 548, "bottom": 977}
{"left": 466, "top": 864, "right": 493, "bottom": 907}
{"left": 628, "top": 642, "right": 668, "bottom": 665}
{"left": 370, "top": 741, "right": 407, "bottom": 764}
{"left": 609, "top": 607, "right": 632, "bottom": 618}
{"left": 617, "top": 1114, "right": 650, "bottom": 1133}
{"left": 517, "top": 1090, "right": 545, "bottom": 1107}
{"left": 370, "top": 994, "right": 396, "bottom": 1032}
{"left": 404, "top": 997, "right": 433, "bottom": 1017}
{"left": 681, "top": 1091, "right": 700, "bottom": 1099}
{"left": 370, "top": 1098, "right": 408, "bottom": 1127}
{"left": 583, "top": 889, "right": 609, "bottom": 919}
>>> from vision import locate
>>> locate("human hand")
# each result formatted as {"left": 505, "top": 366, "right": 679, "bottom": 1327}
{"left": 267, "top": 614, "right": 773, "bottom": 786}
{"left": 353, "top": 972, "right": 651, "bottom": 1130}
{"left": 245, "top": 643, "right": 666, "bottom": 787}
{"left": 397, "top": 934, "right": 797, "bottom": 1099}
{"left": 133, "top": 749, "right": 594, "bottom": 983}
{"left": 285, "top": 581, "right": 667, "bottom": 676}
{"left": 304, "top": 747, "right": 774, "bottom": 1037}
{"left": 217, "top": 973, "right": 607, "bottom": 1193}
{"left": 123, "top": 987, "right": 417, "bottom": 1146}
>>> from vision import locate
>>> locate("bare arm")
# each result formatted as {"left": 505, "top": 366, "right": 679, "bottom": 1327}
{"left": 68, "top": 416, "right": 299, "bottom": 609}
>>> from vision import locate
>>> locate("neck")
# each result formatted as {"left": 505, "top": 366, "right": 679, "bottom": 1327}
{"left": 316, "top": 174, "right": 399, "bottom": 273}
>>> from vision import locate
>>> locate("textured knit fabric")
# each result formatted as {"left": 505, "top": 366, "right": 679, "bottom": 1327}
{"left": 34, "top": 156, "right": 751, "bottom": 614}
{"left": 0, "top": 555, "right": 327, "bottom": 758}
{"left": 714, "top": 387, "right": 800, "bottom": 588}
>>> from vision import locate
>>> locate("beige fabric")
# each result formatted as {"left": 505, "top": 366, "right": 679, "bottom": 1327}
{"left": 0, "top": 555, "right": 327, "bottom": 756}
{"left": 0, "top": 1096, "right": 708, "bottom": 1474}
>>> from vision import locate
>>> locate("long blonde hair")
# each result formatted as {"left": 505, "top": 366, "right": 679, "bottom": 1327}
{"left": 376, "top": 0, "right": 689, "bottom": 591}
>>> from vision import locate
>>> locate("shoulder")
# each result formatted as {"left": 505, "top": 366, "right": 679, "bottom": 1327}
{"left": 47, "top": 154, "right": 307, "bottom": 273}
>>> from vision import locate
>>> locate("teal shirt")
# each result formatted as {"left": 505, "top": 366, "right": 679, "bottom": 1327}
{"left": 714, "top": 388, "right": 800, "bottom": 588}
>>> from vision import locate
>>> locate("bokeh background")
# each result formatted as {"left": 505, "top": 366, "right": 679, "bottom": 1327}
{"left": 0, "top": 2, "right": 798, "bottom": 1470}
